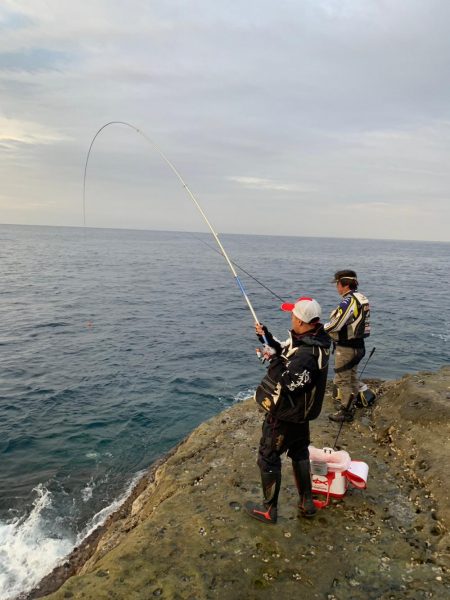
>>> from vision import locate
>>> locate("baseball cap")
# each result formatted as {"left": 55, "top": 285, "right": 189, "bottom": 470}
{"left": 280, "top": 296, "right": 322, "bottom": 323}
{"left": 331, "top": 269, "right": 358, "bottom": 284}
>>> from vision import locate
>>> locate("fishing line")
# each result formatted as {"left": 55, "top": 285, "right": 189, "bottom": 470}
{"left": 188, "top": 233, "right": 285, "bottom": 303}
{"left": 83, "top": 121, "right": 269, "bottom": 339}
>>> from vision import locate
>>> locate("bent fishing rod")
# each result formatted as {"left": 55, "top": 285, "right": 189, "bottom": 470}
{"left": 83, "top": 121, "right": 271, "bottom": 347}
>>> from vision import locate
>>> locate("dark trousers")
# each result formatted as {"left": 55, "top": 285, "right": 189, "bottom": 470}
{"left": 257, "top": 414, "right": 310, "bottom": 474}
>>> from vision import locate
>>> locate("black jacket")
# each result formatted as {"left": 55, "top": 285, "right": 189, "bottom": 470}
{"left": 255, "top": 324, "right": 331, "bottom": 423}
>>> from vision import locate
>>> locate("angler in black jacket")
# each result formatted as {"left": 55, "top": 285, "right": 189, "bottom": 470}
{"left": 245, "top": 297, "right": 331, "bottom": 525}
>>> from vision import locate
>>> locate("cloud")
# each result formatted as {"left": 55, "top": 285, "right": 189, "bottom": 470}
{"left": 0, "top": 48, "right": 69, "bottom": 72}
{"left": 228, "top": 176, "right": 316, "bottom": 193}
{"left": 0, "top": 117, "right": 69, "bottom": 146}
{"left": 0, "top": 6, "right": 32, "bottom": 31}
{"left": 346, "top": 201, "right": 431, "bottom": 218}
{"left": 0, "top": 1, "right": 450, "bottom": 240}
{"left": 0, "top": 196, "right": 56, "bottom": 210}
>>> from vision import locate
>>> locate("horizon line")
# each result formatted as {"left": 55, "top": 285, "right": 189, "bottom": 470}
{"left": 1, "top": 221, "right": 448, "bottom": 245}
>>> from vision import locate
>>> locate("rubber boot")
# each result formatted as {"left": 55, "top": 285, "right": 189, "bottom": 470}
{"left": 332, "top": 384, "right": 342, "bottom": 409}
{"left": 329, "top": 394, "right": 355, "bottom": 422}
{"left": 292, "top": 459, "right": 317, "bottom": 518}
{"left": 244, "top": 471, "right": 281, "bottom": 524}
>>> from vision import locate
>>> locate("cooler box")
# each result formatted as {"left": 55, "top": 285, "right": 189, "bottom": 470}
{"left": 308, "top": 446, "right": 369, "bottom": 508}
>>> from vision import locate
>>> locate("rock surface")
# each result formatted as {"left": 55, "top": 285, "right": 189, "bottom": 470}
{"left": 27, "top": 368, "right": 450, "bottom": 599}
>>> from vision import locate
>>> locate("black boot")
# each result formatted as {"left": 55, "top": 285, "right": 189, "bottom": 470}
{"left": 329, "top": 394, "right": 355, "bottom": 422}
{"left": 244, "top": 471, "right": 281, "bottom": 524}
{"left": 328, "top": 407, "right": 354, "bottom": 422}
{"left": 292, "top": 459, "right": 317, "bottom": 518}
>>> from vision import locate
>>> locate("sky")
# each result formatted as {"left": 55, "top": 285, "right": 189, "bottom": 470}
{"left": 1, "top": 0, "right": 449, "bottom": 242}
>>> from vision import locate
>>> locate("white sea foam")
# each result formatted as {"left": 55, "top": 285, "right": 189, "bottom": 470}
{"left": 0, "top": 473, "right": 144, "bottom": 599}
{"left": 430, "top": 322, "right": 449, "bottom": 343}
{"left": 216, "top": 388, "right": 254, "bottom": 408}
{"left": 81, "top": 480, "right": 94, "bottom": 502}
{"left": 75, "top": 471, "right": 144, "bottom": 543}
{"left": 0, "top": 485, "right": 73, "bottom": 600}
{"left": 233, "top": 388, "right": 255, "bottom": 403}
{"left": 431, "top": 332, "right": 449, "bottom": 342}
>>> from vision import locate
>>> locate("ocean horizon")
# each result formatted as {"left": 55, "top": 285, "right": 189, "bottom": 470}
{"left": 3, "top": 221, "right": 450, "bottom": 244}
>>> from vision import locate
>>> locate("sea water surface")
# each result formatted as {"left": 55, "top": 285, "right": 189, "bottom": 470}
{"left": 0, "top": 224, "right": 449, "bottom": 598}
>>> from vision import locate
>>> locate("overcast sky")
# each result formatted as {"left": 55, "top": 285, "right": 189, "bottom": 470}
{"left": 1, "top": 1, "right": 449, "bottom": 241}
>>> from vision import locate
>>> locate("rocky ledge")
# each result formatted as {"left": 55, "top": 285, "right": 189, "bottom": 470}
{"left": 28, "top": 367, "right": 450, "bottom": 599}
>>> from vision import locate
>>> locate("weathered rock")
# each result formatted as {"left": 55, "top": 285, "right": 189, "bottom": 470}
{"left": 26, "top": 368, "right": 450, "bottom": 600}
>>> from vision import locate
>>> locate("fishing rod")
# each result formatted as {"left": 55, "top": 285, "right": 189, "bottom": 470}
{"left": 332, "top": 346, "right": 376, "bottom": 449}
{"left": 357, "top": 346, "right": 376, "bottom": 380}
{"left": 83, "top": 121, "right": 270, "bottom": 348}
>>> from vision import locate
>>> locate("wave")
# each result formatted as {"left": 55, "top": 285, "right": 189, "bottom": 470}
{"left": 232, "top": 388, "right": 255, "bottom": 403}
{"left": 0, "top": 485, "right": 73, "bottom": 600}
{"left": 33, "top": 322, "right": 70, "bottom": 329}
{"left": 0, "top": 474, "right": 143, "bottom": 600}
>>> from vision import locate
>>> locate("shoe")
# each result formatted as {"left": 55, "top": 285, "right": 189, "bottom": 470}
{"left": 299, "top": 495, "right": 317, "bottom": 518}
{"left": 333, "top": 398, "right": 343, "bottom": 410}
{"left": 329, "top": 394, "right": 355, "bottom": 422}
{"left": 244, "top": 470, "right": 281, "bottom": 525}
{"left": 328, "top": 409, "right": 354, "bottom": 423}
{"left": 244, "top": 501, "right": 277, "bottom": 524}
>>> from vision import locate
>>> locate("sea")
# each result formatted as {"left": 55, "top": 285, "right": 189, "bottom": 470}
{"left": 0, "top": 224, "right": 449, "bottom": 599}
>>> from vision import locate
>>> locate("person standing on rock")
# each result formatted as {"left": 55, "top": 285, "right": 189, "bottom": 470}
{"left": 245, "top": 297, "right": 331, "bottom": 525}
{"left": 325, "top": 270, "right": 371, "bottom": 423}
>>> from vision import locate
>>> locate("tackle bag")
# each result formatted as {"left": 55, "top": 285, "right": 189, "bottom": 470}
{"left": 308, "top": 445, "right": 369, "bottom": 509}
{"left": 354, "top": 384, "right": 376, "bottom": 408}
{"left": 332, "top": 383, "right": 376, "bottom": 408}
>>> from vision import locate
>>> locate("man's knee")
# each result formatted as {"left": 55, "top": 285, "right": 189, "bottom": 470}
{"left": 258, "top": 441, "right": 282, "bottom": 473}
{"left": 287, "top": 446, "right": 309, "bottom": 462}
{"left": 257, "top": 452, "right": 281, "bottom": 473}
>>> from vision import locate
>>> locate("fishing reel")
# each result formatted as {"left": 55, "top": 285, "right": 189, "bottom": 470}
{"left": 256, "top": 345, "right": 276, "bottom": 364}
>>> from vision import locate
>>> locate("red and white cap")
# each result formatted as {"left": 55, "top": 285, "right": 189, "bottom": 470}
{"left": 280, "top": 296, "right": 322, "bottom": 323}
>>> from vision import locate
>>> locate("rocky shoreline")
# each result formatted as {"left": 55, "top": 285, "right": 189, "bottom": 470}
{"left": 25, "top": 367, "right": 449, "bottom": 599}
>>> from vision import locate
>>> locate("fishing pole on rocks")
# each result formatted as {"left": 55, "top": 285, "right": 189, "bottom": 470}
{"left": 83, "top": 121, "right": 271, "bottom": 352}
{"left": 332, "top": 346, "right": 377, "bottom": 449}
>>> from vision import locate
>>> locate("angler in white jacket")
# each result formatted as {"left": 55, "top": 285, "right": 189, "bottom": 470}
{"left": 325, "top": 269, "right": 371, "bottom": 423}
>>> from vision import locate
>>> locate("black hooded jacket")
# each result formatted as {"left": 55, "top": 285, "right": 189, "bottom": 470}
{"left": 255, "top": 324, "right": 331, "bottom": 423}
